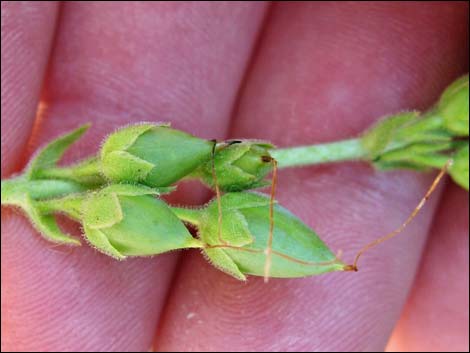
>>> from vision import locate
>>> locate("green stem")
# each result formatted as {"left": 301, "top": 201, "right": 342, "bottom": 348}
{"left": 1, "top": 177, "right": 85, "bottom": 207}
{"left": 271, "top": 138, "right": 368, "bottom": 169}
{"left": 37, "top": 157, "right": 105, "bottom": 187}
{"left": 170, "top": 206, "right": 203, "bottom": 226}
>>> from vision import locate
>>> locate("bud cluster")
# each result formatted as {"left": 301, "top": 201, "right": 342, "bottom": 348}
{"left": 361, "top": 74, "right": 469, "bottom": 190}
{"left": 1, "top": 75, "right": 468, "bottom": 280}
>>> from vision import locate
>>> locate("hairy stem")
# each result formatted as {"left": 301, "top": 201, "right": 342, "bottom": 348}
{"left": 37, "top": 157, "right": 105, "bottom": 186}
{"left": 1, "top": 177, "right": 85, "bottom": 207}
{"left": 271, "top": 138, "right": 368, "bottom": 169}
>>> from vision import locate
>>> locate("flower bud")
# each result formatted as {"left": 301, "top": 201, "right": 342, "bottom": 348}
{"left": 198, "top": 192, "right": 344, "bottom": 280}
{"left": 101, "top": 123, "right": 213, "bottom": 187}
{"left": 80, "top": 184, "right": 201, "bottom": 259}
{"left": 438, "top": 74, "right": 469, "bottom": 136}
{"left": 361, "top": 111, "right": 459, "bottom": 171}
{"left": 196, "top": 141, "right": 274, "bottom": 192}
{"left": 449, "top": 143, "right": 469, "bottom": 190}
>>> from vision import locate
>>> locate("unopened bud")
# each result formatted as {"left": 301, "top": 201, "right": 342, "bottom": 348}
{"left": 198, "top": 192, "right": 344, "bottom": 280}
{"left": 80, "top": 184, "right": 201, "bottom": 259}
{"left": 197, "top": 141, "right": 274, "bottom": 192}
{"left": 101, "top": 123, "right": 213, "bottom": 187}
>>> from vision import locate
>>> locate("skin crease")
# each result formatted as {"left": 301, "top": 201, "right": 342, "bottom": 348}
{"left": 0, "top": 2, "right": 468, "bottom": 352}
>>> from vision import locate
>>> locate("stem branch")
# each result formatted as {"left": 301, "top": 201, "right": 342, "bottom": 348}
{"left": 1, "top": 177, "right": 85, "bottom": 207}
{"left": 37, "top": 157, "right": 104, "bottom": 186}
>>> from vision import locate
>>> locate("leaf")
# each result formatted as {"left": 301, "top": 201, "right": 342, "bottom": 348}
{"left": 201, "top": 208, "right": 253, "bottom": 247}
{"left": 214, "top": 142, "right": 252, "bottom": 165}
{"left": 83, "top": 225, "right": 126, "bottom": 259}
{"left": 101, "top": 150, "right": 155, "bottom": 182}
{"left": 215, "top": 191, "right": 274, "bottom": 210}
{"left": 27, "top": 124, "right": 90, "bottom": 179}
{"left": 24, "top": 195, "right": 81, "bottom": 245}
{"left": 101, "top": 123, "right": 160, "bottom": 155}
{"left": 449, "top": 143, "right": 469, "bottom": 190}
{"left": 372, "top": 141, "right": 455, "bottom": 170}
{"left": 361, "top": 112, "right": 419, "bottom": 158}
{"left": 439, "top": 74, "right": 469, "bottom": 136}
{"left": 203, "top": 247, "right": 246, "bottom": 281}
{"left": 83, "top": 192, "right": 123, "bottom": 229}
{"left": 81, "top": 182, "right": 175, "bottom": 231}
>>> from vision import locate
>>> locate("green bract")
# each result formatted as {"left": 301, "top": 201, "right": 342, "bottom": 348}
{"left": 57, "top": 184, "right": 202, "bottom": 259}
{"left": 361, "top": 111, "right": 454, "bottom": 171}
{"left": 101, "top": 123, "right": 213, "bottom": 187}
{"left": 360, "top": 76, "right": 469, "bottom": 170}
{"left": 197, "top": 192, "right": 344, "bottom": 280}
{"left": 449, "top": 143, "right": 469, "bottom": 190}
{"left": 27, "top": 124, "right": 91, "bottom": 179}
{"left": 23, "top": 124, "right": 105, "bottom": 187}
{"left": 1, "top": 181, "right": 85, "bottom": 245}
{"left": 438, "top": 74, "right": 469, "bottom": 136}
{"left": 359, "top": 75, "right": 469, "bottom": 190}
{"left": 0, "top": 125, "right": 93, "bottom": 245}
{"left": 195, "top": 141, "right": 274, "bottom": 192}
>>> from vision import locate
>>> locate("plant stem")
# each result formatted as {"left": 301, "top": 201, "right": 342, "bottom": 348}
{"left": 1, "top": 177, "right": 85, "bottom": 207}
{"left": 271, "top": 138, "right": 368, "bottom": 169}
{"left": 37, "top": 157, "right": 105, "bottom": 186}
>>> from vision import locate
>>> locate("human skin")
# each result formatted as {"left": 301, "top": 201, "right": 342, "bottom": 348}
{"left": 1, "top": 2, "right": 468, "bottom": 351}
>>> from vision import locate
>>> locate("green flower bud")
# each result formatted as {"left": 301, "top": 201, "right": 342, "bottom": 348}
{"left": 449, "top": 143, "right": 469, "bottom": 190}
{"left": 101, "top": 123, "right": 213, "bottom": 187}
{"left": 197, "top": 192, "right": 344, "bottom": 280}
{"left": 79, "top": 184, "right": 202, "bottom": 259}
{"left": 196, "top": 141, "right": 274, "bottom": 192}
{"left": 438, "top": 74, "right": 469, "bottom": 136}
{"left": 361, "top": 111, "right": 456, "bottom": 171}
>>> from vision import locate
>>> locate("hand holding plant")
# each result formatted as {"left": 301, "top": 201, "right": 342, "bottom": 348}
{"left": 2, "top": 2, "right": 468, "bottom": 351}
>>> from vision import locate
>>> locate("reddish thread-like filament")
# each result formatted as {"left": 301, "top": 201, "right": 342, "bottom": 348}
{"left": 211, "top": 141, "right": 226, "bottom": 245}
{"left": 206, "top": 244, "right": 343, "bottom": 267}
{"left": 264, "top": 158, "right": 278, "bottom": 283}
{"left": 348, "top": 159, "right": 452, "bottom": 271}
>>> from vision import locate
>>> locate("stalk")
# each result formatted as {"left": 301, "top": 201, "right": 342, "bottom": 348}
{"left": 271, "top": 138, "right": 367, "bottom": 169}
{"left": 1, "top": 177, "right": 85, "bottom": 207}
{"left": 37, "top": 157, "right": 105, "bottom": 187}
{"left": 27, "top": 139, "right": 369, "bottom": 183}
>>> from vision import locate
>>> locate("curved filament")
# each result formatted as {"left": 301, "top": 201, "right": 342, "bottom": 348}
{"left": 263, "top": 158, "right": 277, "bottom": 283}
{"left": 349, "top": 159, "right": 452, "bottom": 271}
{"left": 211, "top": 140, "right": 226, "bottom": 245}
